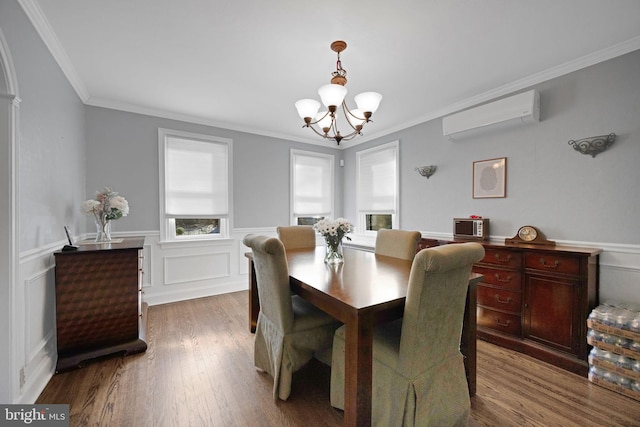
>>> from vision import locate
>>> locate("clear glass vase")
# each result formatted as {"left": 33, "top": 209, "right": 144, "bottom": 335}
{"left": 324, "top": 239, "right": 344, "bottom": 264}
{"left": 95, "top": 219, "right": 112, "bottom": 243}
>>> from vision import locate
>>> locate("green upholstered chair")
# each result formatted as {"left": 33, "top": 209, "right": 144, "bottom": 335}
{"left": 276, "top": 225, "right": 316, "bottom": 250}
{"left": 374, "top": 229, "right": 422, "bottom": 261}
{"left": 330, "top": 242, "right": 485, "bottom": 426}
{"left": 243, "top": 234, "right": 340, "bottom": 401}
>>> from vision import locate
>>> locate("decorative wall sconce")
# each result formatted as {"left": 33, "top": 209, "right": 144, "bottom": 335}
{"left": 415, "top": 165, "right": 437, "bottom": 179}
{"left": 568, "top": 133, "right": 616, "bottom": 158}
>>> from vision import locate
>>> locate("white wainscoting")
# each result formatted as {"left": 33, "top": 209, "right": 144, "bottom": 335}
{"left": 17, "top": 241, "right": 59, "bottom": 404}
{"left": 142, "top": 227, "right": 276, "bottom": 306}
{"left": 15, "top": 229, "right": 640, "bottom": 404}
{"left": 163, "top": 252, "right": 231, "bottom": 285}
{"left": 597, "top": 243, "right": 640, "bottom": 304}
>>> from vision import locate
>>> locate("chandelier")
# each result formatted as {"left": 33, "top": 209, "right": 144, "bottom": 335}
{"left": 295, "top": 41, "right": 382, "bottom": 145}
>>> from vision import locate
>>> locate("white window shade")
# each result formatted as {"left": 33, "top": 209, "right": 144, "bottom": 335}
{"left": 165, "top": 137, "right": 229, "bottom": 217}
{"left": 357, "top": 144, "right": 397, "bottom": 214}
{"left": 292, "top": 152, "right": 333, "bottom": 217}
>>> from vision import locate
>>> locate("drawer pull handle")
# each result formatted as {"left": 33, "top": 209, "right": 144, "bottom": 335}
{"left": 494, "top": 294, "right": 512, "bottom": 304}
{"left": 495, "top": 318, "right": 511, "bottom": 327}
{"left": 494, "top": 273, "right": 512, "bottom": 283}
{"left": 539, "top": 258, "right": 559, "bottom": 268}
{"left": 494, "top": 253, "right": 512, "bottom": 263}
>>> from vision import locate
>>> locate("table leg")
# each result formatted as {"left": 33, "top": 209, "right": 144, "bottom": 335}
{"left": 343, "top": 313, "right": 374, "bottom": 427}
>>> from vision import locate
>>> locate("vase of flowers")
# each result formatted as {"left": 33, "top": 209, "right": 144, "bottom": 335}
{"left": 81, "top": 187, "right": 130, "bottom": 242}
{"left": 313, "top": 218, "right": 354, "bottom": 264}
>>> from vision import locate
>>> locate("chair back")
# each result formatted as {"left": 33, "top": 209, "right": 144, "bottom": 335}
{"left": 374, "top": 229, "right": 422, "bottom": 260}
{"left": 398, "top": 242, "right": 485, "bottom": 377}
{"left": 276, "top": 225, "right": 316, "bottom": 250}
{"left": 243, "top": 234, "right": 294, "bottom": 333}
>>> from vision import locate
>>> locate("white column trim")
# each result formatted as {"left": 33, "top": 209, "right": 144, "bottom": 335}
{"left": 0, "top": 24, "right": 20, "bottom": 403}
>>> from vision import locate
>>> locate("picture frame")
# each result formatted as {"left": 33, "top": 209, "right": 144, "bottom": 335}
{"left": 473, "top": 157, "right": 506, "bottom": 198}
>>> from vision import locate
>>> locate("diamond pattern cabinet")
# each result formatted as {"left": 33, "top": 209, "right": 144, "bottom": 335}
{"left": 53, "top": 237, "right": 147, "bottom": 373}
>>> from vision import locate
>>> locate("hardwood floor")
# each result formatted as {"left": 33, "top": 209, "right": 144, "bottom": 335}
{"left": 37, "top": 291, "right": 640, "bottom": 426}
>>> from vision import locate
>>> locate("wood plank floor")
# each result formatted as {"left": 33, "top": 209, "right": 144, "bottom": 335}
{"left": 37, "top": 291, "right": 640, "bottom": 426}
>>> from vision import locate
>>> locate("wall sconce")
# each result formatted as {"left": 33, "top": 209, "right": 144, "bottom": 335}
{"left": 415, "top": 165, "right": 437, "bottom": 179}
{"left": 568, "top": 133, "right": 616, "bottom": 158}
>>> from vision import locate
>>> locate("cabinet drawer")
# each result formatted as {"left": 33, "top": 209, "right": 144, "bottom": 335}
{"left": 481, "top": 248, "right": 522, "bottom": 268}
{"left": 477, "top": 306, "right": 522, "bottom": 336}
{"left": 477, "top": 286, "right": 521, "bottom": 313}
{"left": 473, "top": 266, "right": 522, "bottom": 291}
{"left": 524, "top": 253, "right": 580, "bottom": 276}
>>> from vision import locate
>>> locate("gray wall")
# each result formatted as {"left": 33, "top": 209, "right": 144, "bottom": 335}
{"left": 0, "top": 0, "right": 86, "bottom": 403}
{"left": 0, "top": 1, "right": 86, "bottom": 252}
{"left": 344, "top": 50, "right": 640, "bottom": 245}
{"left": 85, "top": 49, "right": 640, "bottom": 244}
{"left": 84, "top": 107, "right": 342, "bottom": 232}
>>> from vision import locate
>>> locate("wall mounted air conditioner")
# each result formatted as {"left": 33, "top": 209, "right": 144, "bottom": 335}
{"left": 442, "top": 90, "right": 540, "bottom": 141}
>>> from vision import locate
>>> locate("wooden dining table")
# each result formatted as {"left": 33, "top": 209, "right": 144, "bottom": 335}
{"left": 245, "top": 246, "right": 483, "bottom": 427}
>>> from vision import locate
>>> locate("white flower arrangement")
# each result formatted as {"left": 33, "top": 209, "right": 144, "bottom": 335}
{"left": 81, "top": 187, "right": 130, "bottom": 224}
{"left": 313, "top": 217, "right": 354, "bottom": 248}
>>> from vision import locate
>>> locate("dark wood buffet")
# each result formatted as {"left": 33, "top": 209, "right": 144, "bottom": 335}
{"left": 53, "top": 237, "right": 147, "bottom": 372}
{"left": 418, "top": 238, "right": 600, "bottom": 376}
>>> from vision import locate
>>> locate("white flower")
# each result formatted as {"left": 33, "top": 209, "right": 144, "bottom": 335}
{"left": 81, "top": 199, "right": 101, "bottom": 214}
{"left": 110, "top": 196, "right": 129, "bottom": 216}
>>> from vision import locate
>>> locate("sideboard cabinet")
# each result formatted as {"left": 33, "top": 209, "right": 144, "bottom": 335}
{"left": 418, "top": 238, "right": 600, "bottom": 376}
{"left": 54, "top": 237, "right": 147, "bottom": 372}
{"left": 473, "top": 242, "right": 600, "bottom": 375}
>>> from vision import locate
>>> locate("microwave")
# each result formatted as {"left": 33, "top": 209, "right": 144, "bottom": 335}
{"left": 453, "top": 218, "right": 489, "bottom": 240}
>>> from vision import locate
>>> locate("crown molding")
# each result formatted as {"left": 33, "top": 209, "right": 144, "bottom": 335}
{"left": 18, "top": 0, "right": 90, "bottom": 102}
{"left": 348, "top": 36, "right": 640, "bottom": 149}
{"left": 428, "top": 36, "right": 640, "bottom": 129}
{"left": 18, "top": 1, "right": 640, "bottom": 149}
{"left": 85, "top": 96, "right": 341, "bottom": 148}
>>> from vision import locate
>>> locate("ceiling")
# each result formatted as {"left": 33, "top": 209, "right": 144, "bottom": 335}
{"left": 25, "top": 0, "right": 640, "bottom": 147}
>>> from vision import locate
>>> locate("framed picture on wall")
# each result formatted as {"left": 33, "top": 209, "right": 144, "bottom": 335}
{"left": 473, "top": 157, "right": 506, "bottom": 198}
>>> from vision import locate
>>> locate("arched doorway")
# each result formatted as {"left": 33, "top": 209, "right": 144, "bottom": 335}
{"left": 0, "top": 25, "right": 20, "bottom": 404}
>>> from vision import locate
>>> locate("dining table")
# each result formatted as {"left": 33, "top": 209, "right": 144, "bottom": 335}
{"left": 245, "top": 246, "right": 483, "bottom": 427}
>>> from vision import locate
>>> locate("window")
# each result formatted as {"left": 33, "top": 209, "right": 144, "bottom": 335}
{"left": 290, "top": 150, "right": 334, "bottom": 226}
{"left": 159, "top": 129, "right": 232, "bottom": 241}
{"left": 365, "top": 214, "right": 393, "bottom": 231}
{"left": 356, "top": 141, "right": 399, "bottom": 234}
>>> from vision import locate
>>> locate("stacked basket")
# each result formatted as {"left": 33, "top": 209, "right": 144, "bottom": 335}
{"left": 587, "top": 301, "right": 640, "bottom": 401}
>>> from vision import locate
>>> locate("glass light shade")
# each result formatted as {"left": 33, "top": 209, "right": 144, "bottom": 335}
{"left": 315, "top": 111, "right": 333, "bottom": 130}
{"left": 318, "top": 84, "right": 347, "bottom": 108}
{"left": 295, "top": 99, "right": 321, "bottom": 119}
{"left": 348, "top": 109, "right": 367, "bottom": 126}
{"left": 354, "top": 92, "right": 383, "bottom": 113}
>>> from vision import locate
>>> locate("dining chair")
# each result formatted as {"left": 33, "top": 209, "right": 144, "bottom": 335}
{"left": 242, "top": 234, "right": 340, "bottom": 401}
{"left": 330, "top": 242, "right": 485, "bottom": 426}
{"left": 276, "top": 225, "right": 316, "bottom": 250}
{"left": 374, "top": 228, "right": 422, "bottom": 261}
